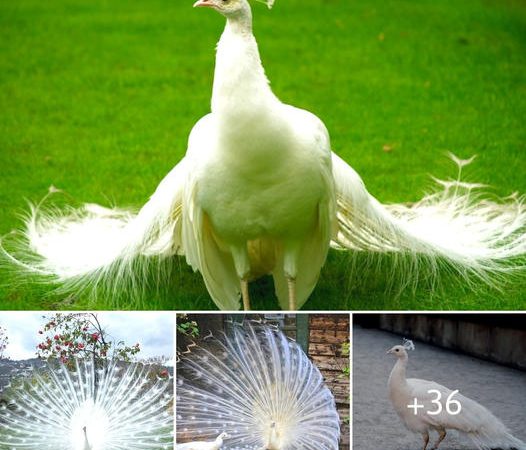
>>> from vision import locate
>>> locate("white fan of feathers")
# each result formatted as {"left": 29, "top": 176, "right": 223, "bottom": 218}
{"left": 0, "top": 359, "right": 174, "bottom": 450}
{"left": 176, "top": 321, "right": 341, "bottom": 449}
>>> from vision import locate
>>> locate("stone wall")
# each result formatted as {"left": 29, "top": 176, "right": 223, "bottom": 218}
{"left": 375, "top": 314, "right": 526, "bottom": 371}
{"left": 308, "top": 314, "right": 350, "bottom": 450}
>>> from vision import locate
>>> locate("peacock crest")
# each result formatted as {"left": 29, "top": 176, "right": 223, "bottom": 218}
{"left": 254, "top": 0, "right": 275, "bottom": 9}
{"left": 402, "top": 338, "right": 415, "bottom": 351}
{"left": 176, "top": 321, "right": 340, "bottom": 449}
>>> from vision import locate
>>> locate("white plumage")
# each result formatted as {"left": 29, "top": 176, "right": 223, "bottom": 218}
{"left": 176, "top": 432, "right": 228, "bottom": 450}
{"left": 387, "top": 340, "right": 526, "bottom": 450}
{"left": 176, "top": 321, "right": 341, "bottom": 449}
{"left": 2, "top": 0, "right": 526, "bottom": 309}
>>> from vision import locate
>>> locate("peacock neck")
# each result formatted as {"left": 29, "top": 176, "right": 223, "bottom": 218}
{"left": 225, "top": 7, "right": 253, "bottom": 35}
{"left": 388, "top": 357, "right": 408, "bottom": 389}
{"left": 83, "top": 427, "right": 91, "bottom": 450}
{"left": 211, "top": 14, "right": 278, "bottom": 119}
{"left": 265, "top": 423, "right": 281, "bottom": 450}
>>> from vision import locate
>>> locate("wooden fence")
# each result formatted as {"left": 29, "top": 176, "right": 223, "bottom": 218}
{"left": 308, "top": 314, "right": 350, "bottom": 450}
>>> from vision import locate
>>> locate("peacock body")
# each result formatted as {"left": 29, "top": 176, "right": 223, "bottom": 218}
{"left": 0, "top": 359, "right": 174, "bottom": 450}
{"left": 176, "top": 322, "right": 341, "bottom": 449}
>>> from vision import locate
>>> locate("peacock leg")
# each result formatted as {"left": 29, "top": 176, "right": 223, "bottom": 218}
{"left": 231, "top": 245, "right": 251, "bottom": 310}
{"left": 241, "top": 279, "right": 251, "bottom": 310}
{"left": 287, "top": 277, "right": 297, "bottom": 310}
{"left": 283, "top": 242, "right": 299, "bottom": 310}
{"left": 422, "top": 431, "right": 430, "bottom": 450}
{"left": 431, "top": 429, "right": 446, "bottom": 450}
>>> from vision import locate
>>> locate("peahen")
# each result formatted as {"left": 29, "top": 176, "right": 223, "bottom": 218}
{"left": 176, "top": 321, "right": 341, "bottom": 449}
{"left": 387, "top": 340, "right": 526, "bottom": 450}
{"left": 176, "top": 432, "right": 229, "bottom": 450}
{"left": 3, "top": 0, "right": 526, "bottom": 310}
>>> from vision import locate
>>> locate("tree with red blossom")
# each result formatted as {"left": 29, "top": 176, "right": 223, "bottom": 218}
{"left": 0, "top": 326, "right": 8, "bottom": 359}
{"left": 36, "top": 313, "right": 141, "bottom": 367}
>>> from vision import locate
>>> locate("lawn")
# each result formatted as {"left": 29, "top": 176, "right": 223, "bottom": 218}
{"left": 0, "top": 0, "right": 525, "bottom": 310}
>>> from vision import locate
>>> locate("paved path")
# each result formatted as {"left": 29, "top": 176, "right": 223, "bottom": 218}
{"left": 353, "top": 326, "right": 526, "bottom": 450}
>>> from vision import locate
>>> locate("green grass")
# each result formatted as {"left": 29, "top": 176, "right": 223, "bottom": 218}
{"left": 0, "top": 0, "right": 525, "bottom": 310}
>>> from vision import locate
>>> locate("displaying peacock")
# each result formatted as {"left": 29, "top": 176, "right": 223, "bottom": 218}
{"left": 0, "top": 358, "right": 174, "bottom": 450}
{"left": 176, "top": 321, "right": 341, "bottom": 449}
{"left": 2, "top": 0, "right": 526, "bottom": 310}
{"left": 387, "top": 340, "right": 526, "bottom": 450}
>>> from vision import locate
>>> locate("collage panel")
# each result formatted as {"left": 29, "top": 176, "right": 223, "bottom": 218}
{"left": 175, "top": 313, "right": 350, "bottom": 449}
{"left": 0, "top": 312, "right": 175, "bottom": 449}
{"left": 0, "top": 0, "right": 525, "bottom": 313}
{"left": 353, "top": 314, "right": 526, "bottom": 450}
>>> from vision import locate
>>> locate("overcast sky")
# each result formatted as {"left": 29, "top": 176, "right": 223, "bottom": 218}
{"left": 0, "top": 312, "right": 174, "bottom": 363}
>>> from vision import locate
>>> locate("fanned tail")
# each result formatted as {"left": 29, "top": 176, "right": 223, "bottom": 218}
{"left": 331, "top": 153, "right": 526, "bottom": 291}
{"left": 0, "top": 158, "right": 189, "bottom": 304}
{"left": 176, "top": 321, "right": 340, "bottom": 449}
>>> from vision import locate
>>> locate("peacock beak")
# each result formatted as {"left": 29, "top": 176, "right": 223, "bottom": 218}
{"left": 193, "top": 0, "right": 215, "bottom": 7}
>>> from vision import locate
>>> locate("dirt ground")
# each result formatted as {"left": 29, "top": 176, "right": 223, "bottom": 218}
{"left": 353, "top": 326, "right": 526, "bottom": 450}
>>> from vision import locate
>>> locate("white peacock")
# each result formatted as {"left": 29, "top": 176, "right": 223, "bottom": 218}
{"left": 3, "top": 0, "right": 526, "bottom": 310}
{"left": 176, "top": 322, "right": 341, "bottom": 449}
{"left": 387, "top": 339, "right": 526, "bottom": 450}
{"left": 0, "top": 359, "right": 174, "bottom": 450}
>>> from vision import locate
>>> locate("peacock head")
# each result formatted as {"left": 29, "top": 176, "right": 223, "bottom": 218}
{"left": 386, "top": 345, "right": 407, "bottom": 358}
{"left": 194, "top": 0, "right": 249, "bottom": 16}
{"left": 387, "top": 339, "right": 415, "bottom": 359}
{"left": 193, "top": 0, "right": 273, "bottom": 17}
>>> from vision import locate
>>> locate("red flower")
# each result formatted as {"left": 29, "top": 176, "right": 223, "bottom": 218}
{"left": 54, "top": 335, "right": 60, "bottom": 341}
{"left": 56, "top": 345, "right": 61, "bottom": 351}
{"left": 77, "top": 343, "right": 84, "bottom": 349}
{"left": 91, "top": 333, "right": 99, "bottom": 341}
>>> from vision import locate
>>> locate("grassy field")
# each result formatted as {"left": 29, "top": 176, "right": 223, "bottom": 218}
{"left": 0, "top": 0, "right": 525, "bottom": 311}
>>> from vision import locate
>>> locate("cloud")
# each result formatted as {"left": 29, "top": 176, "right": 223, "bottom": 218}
{"left": 0, "top": 312, "right": 174, "bottom": 361}
{"left": 0, "top": 312, "right": 43, "bottom": 360}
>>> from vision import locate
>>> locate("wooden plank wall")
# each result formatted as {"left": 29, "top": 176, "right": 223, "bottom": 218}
{"left": 309, "top": 314, "right": 350, "bottom": 450}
